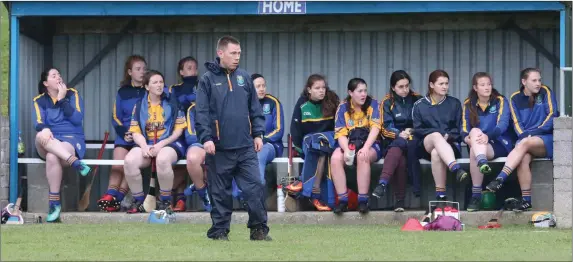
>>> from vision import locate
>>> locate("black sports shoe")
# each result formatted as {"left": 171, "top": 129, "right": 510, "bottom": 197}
{"left": 250, "top": 227, "right": 272, "bottom": 241}
{"left": 393, "top": 199, "right": 405, "bottom": 212}
{"left": 333, "top": 202, "right": 348, "bottom": 215}
{"left": 433, "top": 195, "right": 448, "bottom": 211}
{"left": 358, "top": 202, "right": 369, "bottom": 214}
{"left": 126, "top": 201, "right": 146, "bottom": 214}
{"left": 466, "top": 196, "right": 481, "bottom": 212}
{"left": 512, "top": 198, "right": 532, "bottom": 212}
{"left": 486, "top": 178, "right": 504, "bottom": 192}
{"left": 456, "top": 168, "right": 469, "bottom": 182}
{"left": 211, "top": 233, "right": 230, "bottom": 241}
{"left": 372, "top": 183, "right": 387, "bottom": 199}
{"left": 157, "top": 200, "right": 173, "bottom": 214}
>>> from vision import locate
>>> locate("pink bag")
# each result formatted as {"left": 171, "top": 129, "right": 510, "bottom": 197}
{"left": 423, "top": 215, "right": 463, "bottom": 231}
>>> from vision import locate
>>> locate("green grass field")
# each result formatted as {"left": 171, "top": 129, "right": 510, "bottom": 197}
{"left": 1, "top": 3, "right": 9, "bottom": 117}
{"left": 1, "top": 224, "right": 571, "bottom": 261}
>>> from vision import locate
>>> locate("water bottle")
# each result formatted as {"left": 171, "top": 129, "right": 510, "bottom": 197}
{"left": 277, "top": 185, "right": 285, "bottom": 213}
{"left": 345, "top": 143, "right": 356, "bottom": 166}
{"left": 17, "top": 131, "right": 25, "bottom": 156}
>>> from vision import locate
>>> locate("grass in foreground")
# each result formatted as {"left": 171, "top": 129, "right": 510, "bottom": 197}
{"left": 1, "top": 224, "right": 571, "bottom": 261}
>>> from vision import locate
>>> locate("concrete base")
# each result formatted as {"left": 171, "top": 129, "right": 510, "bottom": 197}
{"left": 21, "top": 211, "right": 537, "bottom": 227}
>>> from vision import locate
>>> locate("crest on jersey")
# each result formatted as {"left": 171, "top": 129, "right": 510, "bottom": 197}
{"left": 237, "top": 75, "right": 245, "bottom": 86}
{"left": 76, "top": 143, "right": 81, "bottom": 150}
{"left": 489, "top": 106, "right": 497, "bottom": 114}
{"left": 535, "top": 95, "right": 543, "bottom": 105}
{"left": 263, "top": 104, "right": 271, "bottom": 114}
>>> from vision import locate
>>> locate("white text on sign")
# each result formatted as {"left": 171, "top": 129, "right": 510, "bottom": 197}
{"left": 258, "top": 1, "right": 307, "bottom": 14}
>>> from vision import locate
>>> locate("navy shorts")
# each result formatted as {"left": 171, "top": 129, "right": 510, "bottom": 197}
{"left": 134, "top": 140, "right": 186, "bottom": 163}
{"left": 516, "top": 134, "right": 553, "bottom": 160}
{"left": 489, "top": 140, "right": 510, "bottom": 159}
{"left": 37, "top": 134, "right": 86, "bottom": 160}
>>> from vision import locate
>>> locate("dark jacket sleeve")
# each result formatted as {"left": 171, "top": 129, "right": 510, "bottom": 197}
{"left": 264, "top": 97, "right": 284, "bottom": 143}
{"left": 381, "top": 98, "right": 400, "bottom": 139}
{"left": 290, "top": 97, "right": 304, "bottom": 153}
{"left": 485, "top": 96, "right": 510, "bottom": 139}
{"left": 446, "top": 98, "right": 463, "bottom": 143}
{"left": 195, "top": 75, "right": 212, "bottom": 144}
{"left": 247, "top": 76, "right": 265, "bottom": 138}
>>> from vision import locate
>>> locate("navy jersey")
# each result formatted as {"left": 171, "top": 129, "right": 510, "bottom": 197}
{"left": 412, "top": 95, "right": 463, "bottom": 143}
{"left": 260, "top": 94, "right": 285, "bottom": 156}
{"left": 33, "top": 88, "right": 85, "bottom": 135}
{"left": 462, "top": 95, "right": 515, "bottom": 152}
{"left": 169, "top": 76, "right": 198, "bottom": 111}
{"left": 112, "top": 82, "right": 145, "bottom": 143}
{"left": 510, "top": 85, "right": 559, "bottom": 139}
{"left": 380, "top": 92, "right": 422, "bottom": 140}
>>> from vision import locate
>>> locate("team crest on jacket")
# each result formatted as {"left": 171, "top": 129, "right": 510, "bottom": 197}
{"left": 237, "top": 75, "right": 245, "bottom": 86}
{"left": 536, "top": 95, "right": 543, "bottom": 105}
{"left": 263, "top": 103, "right": 271, "bottom": 114}
{"left": 489, "top": 106, "right": 497, "bottom": 114}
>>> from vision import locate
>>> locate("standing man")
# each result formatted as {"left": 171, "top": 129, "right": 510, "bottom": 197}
{"left": 196, "top": 35, "right": 271, "bottom": 241}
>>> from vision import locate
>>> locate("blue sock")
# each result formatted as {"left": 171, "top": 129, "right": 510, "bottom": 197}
{"left": 497, "top": 166, "right": 513, "bottom": 182}
{"left": 49, "top": 192, "right": 60, "bottom": 207}
{"left": 132, "top": 191, "right": 145, "bottom": 203}
{"left": 105, "top": 186, "right": 119, "bottom": 197}
{"left": 447, "top": 161, "right": 460, "bottom": 172}
{"left": 522, "top": 189, "right": 531, "bottom": 203}
{"left": 159, "top": 189, "right": 172, "bottom": 202}
{"left": 379, "top": 179, "right": 388, "bottom": 185}
{"left": 472, "top": 186, "right": 482, "bottom": 198}
{"left": 337, "top": 190, "right": 349, "bottom": 203}
{"left": 196, "top": 185, "right": 207, "bottom": 199}
{"left": 66, "top": 155, "right": 84, "bottom": 171}
{"left": 358, "top": 194, "right": 369, "bottom": 204}
{"left": 435, "top": 187, "right": 446, "bottom": 198}
{"left": 175, "top": 193, "right": 186, "bottom": 202}
{"left": 116, "top": 188, "right": 128, "bottom": 202}
{"left": 475, "top": 154, "right": 487, "bottom": 166}
{"left": 311, "top": 193, "right": 321, "bottom": 200}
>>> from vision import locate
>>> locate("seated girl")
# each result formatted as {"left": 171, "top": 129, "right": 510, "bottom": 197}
{"left": 33, "top": 67, "right": 91, "bottom": 222}
{"left": 330, "top": 78, "right": 382, "bottom": 214}
{"left": 412, "top": 69, "right": 468, "bottom": 202}
{"left": 123, "top": 70, "right": 187, "bottom": 213}
{"left": 373, "top": 70, "right": 423, "bottom": 212}
{"left": 461, "top": 72, "right": 514, "bottom": 212}
{"left": 285, "top": 74, "right": 340, "bottom": 211}
{"left": 486, "top": 68, "right": 559, "bottom": 212}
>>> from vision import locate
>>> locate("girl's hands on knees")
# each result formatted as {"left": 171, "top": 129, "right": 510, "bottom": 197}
{"left": 141, "top": 145, "right": 152, "bottom": 158}
{"left": 476, "top": 133, "right": 488, "bottom": 144}
{"left": 464, "top": 136, "right": 472, "bottom": 146}
{"left": 40, "top": 128, "right": 53, "bottom": 143}
{"left": 399, "top": 131, "right": 409, "bottom": 139}
{"left": 357, "top": 147, "right": 370, "bottom": 162}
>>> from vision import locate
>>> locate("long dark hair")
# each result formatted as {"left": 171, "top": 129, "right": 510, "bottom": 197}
{"left": 38, "top": 67, "right": 60, "bottom": 94}
{"left": 520, "top": 68, "right": 542, "bottom": 108}
{"left": 389, "top": 70, "right": 417, "bottom": 104}
{"left": 120, "top": 55, "right": 147, "bottom": 87}
{"left": 427, "top": 69, "right": 449, "bottom": 95}
{"left": 301, "top": 74, "right": 340, "bottom": 118}
{"left": 468, "top": 72, "right": 502, "bottom": 127}
{"left": 345, "top": 78, "right": 372, "bottom": 115}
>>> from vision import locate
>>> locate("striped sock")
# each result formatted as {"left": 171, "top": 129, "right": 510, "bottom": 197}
{"left": 105, "top": 185, "right": 119, "bottom": 197}
{"left": 435, "top": 187, "right": 446, "bottom": 198}
{"left": 522, "top": 189, "right": 531, "bottom": 203}
{"left": 132, "top": 191, "right": 145, "bottom": 203}
{"left": 160, "top": 189, "right": 172, "bottom": 202}
{"left": 497, "top": 166, "right": 513, "bottom": 182}
{"left": 117, "top": 187, "right": 128, "bottom": 202}
{"left": 49, "top": 192, "right": 60, "bottom": 207}
{"left": 311, "top": 187, "right": 321, "bottom": 200}
{"left": 472, "top": 186, "right": 482, "bottom": 198}
{"left": 447, "top": 161, "right": 460, "bottom": 172}
{"left": 358, "top": 194, "right": 369, "bottom": 204}
{"left": 66, "top": 155, "right": 82, "bottom": 171}
{"left": 475, "top": 154, "right": 487, "bottom": 166}
{"left": 337, "top": 190, "right": 349, "bottom": 203}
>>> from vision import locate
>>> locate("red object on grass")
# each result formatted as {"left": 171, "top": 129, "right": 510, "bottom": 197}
{"left": 401, "top": 218, "right": 424, "bottom": 231}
